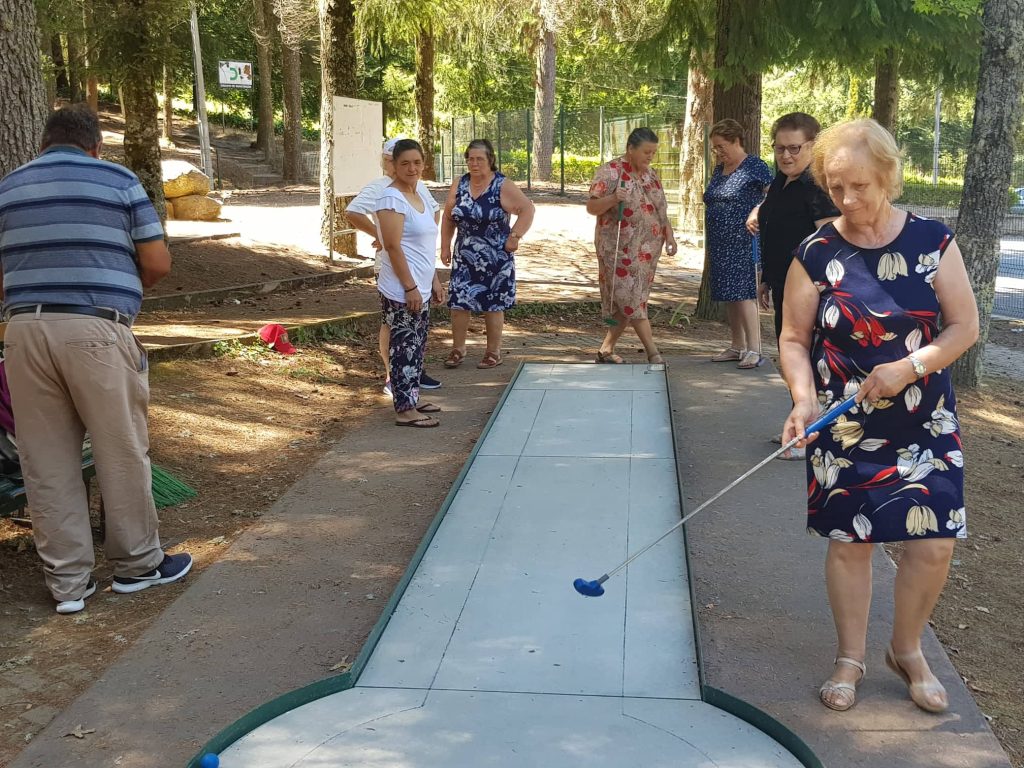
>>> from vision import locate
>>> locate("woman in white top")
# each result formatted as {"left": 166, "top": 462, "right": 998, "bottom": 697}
{"left": 375, "top": 140, "right": 444, "bottom": 427}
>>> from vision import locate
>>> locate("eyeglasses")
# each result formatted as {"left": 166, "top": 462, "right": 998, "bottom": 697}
{"left": 773, "top": 143, "right": 809, "bottom": 156}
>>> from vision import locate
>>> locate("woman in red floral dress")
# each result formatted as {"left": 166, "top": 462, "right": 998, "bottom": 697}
{"left": 587, "top": 128, "right": 677, "bottom": 364}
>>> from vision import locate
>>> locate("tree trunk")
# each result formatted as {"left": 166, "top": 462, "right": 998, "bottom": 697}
{"left": 253, "top": 0, "right": 276, "bottom": 161}
{"left": 280, "top": 42, "right": 302, "bottom": 183}
{"left": 36, "top": 5, "right": 57, "bottom": 108}
{"left": 710, "top": 0, "right": 761, "bottom": 155}
{"left": 0, "top": 0, "right": 48, "bottom": 177}
{"left": 950, "top": 0, "right": 1024, "bottom": 388}
{"left": 319, "top": 0, "right": 358, "bottom": 250}
{"left": 415, "top": 24, "right": 436, "bottom": 181}
{"left": 162, "top": 64, "right": 174, "bottom": 141}
{"left": 52, "top": 34, "right": 69, "bottom": 94}
{"left": 83, "top": 0, "right": 99, "bottom": 112}
{"left": 679, "top": 52, "right": 712, "bottom": 241}
{"left": 872, "top": 47, "right": 900, "bottom": 133}
{"left": 66, "top": 32, "right": 83, "bottom": 102}
{"left": 122, "top": 74, "right": 167, "bottom": 221}
{"left": 531, "top": 11, "right": 556, "bottom": 182}
{"left": 697, "top": 0, "right": 761, "bottom": 321}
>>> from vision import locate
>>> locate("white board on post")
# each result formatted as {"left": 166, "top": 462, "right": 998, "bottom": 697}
{"left": 332, "top": 97, "right": 384, "bottom": 196}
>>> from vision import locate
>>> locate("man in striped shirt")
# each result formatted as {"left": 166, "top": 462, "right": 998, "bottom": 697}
{"left": 0, "top": 104, "right": 192, "bottom": 614}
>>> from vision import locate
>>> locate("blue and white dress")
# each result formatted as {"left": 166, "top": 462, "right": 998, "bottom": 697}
{"left": 704, "top": 156, "right": 773, "bottom": 301}
{"left": 448, "top": 173, "right": 516, "bottom": 312}
{"left": 799, "top": 214, "right": 966, "bottom": 543}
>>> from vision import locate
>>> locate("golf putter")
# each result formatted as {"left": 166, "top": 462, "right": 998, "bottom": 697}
{"left": 574, "top": 395, "right": 859, "bottom": 597}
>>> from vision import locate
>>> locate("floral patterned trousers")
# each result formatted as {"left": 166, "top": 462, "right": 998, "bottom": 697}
{"left": 380, "top": 293, "right": 430, "bottom": 413}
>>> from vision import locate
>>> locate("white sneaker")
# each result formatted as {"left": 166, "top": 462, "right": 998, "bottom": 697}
{"left": 56, "top": 579, "right": 97, "bottom": 614}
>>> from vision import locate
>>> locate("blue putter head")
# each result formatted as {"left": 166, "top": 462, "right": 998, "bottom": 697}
{"left": 573, "top": 578, "right": 605, "bottom": 597}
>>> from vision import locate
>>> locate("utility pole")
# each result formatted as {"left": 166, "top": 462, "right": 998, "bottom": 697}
{"left": 190, "top": 4, "right": 213, "bottom": 177}
{"left": 931, "top": 85, "right": 942, "bottom": 186}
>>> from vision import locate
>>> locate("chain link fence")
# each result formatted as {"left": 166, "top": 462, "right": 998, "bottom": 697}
{"left": 436, "top": 108, "right": 1024, "bottom": 319}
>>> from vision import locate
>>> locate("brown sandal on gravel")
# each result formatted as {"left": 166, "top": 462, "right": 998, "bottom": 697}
{"left": 444, "top": 349, "right": 466, "bottom": 368}
{"left": 416, "top": 403, "right": 441, "bottom": 414}
{"left": 596, "top": 350, "right": 624, "bottom": 364}
{"left": 396, "top": 416, "right": 439, "bottom": 428}
{"left": 477, "top": 351, "right": 502, "bottom": 369}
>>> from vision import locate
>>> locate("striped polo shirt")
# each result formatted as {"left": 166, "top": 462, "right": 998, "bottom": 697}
{"left": 0, "top": 146, "right": 164, "bottom": 317}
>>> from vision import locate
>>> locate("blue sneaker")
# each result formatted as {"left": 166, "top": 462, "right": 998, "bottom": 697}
{"left": 383, "top": 379, "right": 392, "bottom": 396}
{"left": 112, "top": 552, "right": 193, "bottom": 594}
{"left": 419, "top": 371, "right": 441, "bottom": 389}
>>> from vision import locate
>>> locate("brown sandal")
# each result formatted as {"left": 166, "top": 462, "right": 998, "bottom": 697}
{"left": 416, "top": 403, "right": 441, "bottom": 414}
{"left": 396, "top": 416, "right": 439, "bottom": 428}
{"left": 444, "top": 349, "right": 466, "bottom": 368}
{"left": 596, "top": 350, "right": 624, "bottom": 364}
{"left": 477, "top": 351, "right": 502, "bottom": 369}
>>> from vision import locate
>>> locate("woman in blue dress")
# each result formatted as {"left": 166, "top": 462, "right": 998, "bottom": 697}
{"left": 781, "top": 120, "right": 979, "bottom": 715}
{"left": 441, "top": 139, "right": 535, "bottom": 370}
{"left": 704, "top": 119, "right": 773, "bottom": 369}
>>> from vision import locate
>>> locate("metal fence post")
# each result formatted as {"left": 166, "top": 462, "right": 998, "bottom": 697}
{"left": 932, "top": 86, "right": 942, "bottom": 186}
{"left": 526, "top": 109, "right": 532, "bottom": 191}
{"left": 598, "top": 106, "right": 604, "bottom": 162}
{"left": 451, "top": 117, "right": 456, "bottom": 181}
{"left": 472, "top": 112, "right": 477, "bottom": 139}
{"left": 496, "top": 111, "right": 503, "bottom": 172}
{"left": 439, "top": 130, "right": 445, "bottom": 184}
{"left": 559, "top": 104, "right": 565, "bottom": 195}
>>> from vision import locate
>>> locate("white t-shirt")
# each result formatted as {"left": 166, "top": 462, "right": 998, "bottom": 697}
{"left": 348, "top": 177, "right": 438, "bottom": 273}
{"left": 375, "top": 186, "right": 439, "bottom": 303}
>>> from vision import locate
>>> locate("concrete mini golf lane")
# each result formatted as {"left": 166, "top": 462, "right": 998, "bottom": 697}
{"left": 218, "top": 364, "right": 804, "bottom": 767}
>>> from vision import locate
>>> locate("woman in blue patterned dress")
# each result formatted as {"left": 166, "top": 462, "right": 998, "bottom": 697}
{"left": 781, "top": 120, "right": 979, "bottom": 714}
{"left": 704, "top": 119, "right": 774, "bottom": 369}
{"left": 441, "top": 139, "right": 535, "bottom": 370}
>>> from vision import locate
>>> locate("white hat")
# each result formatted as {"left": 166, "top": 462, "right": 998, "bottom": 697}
{"left": 382, "top": 137, "right": 400, "bottom": 157}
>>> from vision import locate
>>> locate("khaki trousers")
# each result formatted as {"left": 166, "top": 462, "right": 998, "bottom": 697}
{"left": 4, "top": 313, "right": 163, "bottom": 601}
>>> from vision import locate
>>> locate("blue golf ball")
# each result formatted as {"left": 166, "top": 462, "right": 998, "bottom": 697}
{"left": 199, "top": 754, "right": 220, "bottom": 768}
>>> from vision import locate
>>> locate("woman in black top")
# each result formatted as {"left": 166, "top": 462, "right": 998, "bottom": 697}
{"left": 747, "top": 113, "right": 840, "bottom": 339}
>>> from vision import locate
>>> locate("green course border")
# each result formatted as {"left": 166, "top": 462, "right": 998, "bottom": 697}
{"left": 185, "top": 362, "right": 529, "bottom": 767}
{"left": 664, "top": 365, "right": 824, "bottom": 768}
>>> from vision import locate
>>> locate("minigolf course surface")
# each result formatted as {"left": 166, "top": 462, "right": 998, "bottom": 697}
{"left": 215, "top": 363, "right": 805, "bottom": 767}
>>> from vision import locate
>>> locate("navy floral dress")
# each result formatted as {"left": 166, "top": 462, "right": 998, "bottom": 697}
{"left": 704, "top": 156, "right": 773, "bottom": 301}
{"left": 799, "top": 213, "right": 966, "bottom": 543}
{"left": 448, "top": 173, "right": 515, "bottom": 312}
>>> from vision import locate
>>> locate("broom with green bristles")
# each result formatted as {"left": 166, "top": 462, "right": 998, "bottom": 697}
{"left": 151, "top": 464, "right": 197, "bottom": 508}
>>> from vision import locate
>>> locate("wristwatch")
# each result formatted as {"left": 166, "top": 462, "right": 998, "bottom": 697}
{"left": 907, "top": 353, "right": 926, "bottom": 379}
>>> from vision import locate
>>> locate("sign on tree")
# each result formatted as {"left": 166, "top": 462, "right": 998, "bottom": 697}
{"left": 218, "top": 61, "right": 253, "bottom": 90}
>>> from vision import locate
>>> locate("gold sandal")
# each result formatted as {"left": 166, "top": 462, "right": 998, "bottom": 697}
{"left": 819, "top": 656, "right": 866, "bottom": 712}
{"left": 885, "top": 645, "right": 948, "bottom": 713}
{"left": 711, "top": 347, "right": 742, "bottom": 362}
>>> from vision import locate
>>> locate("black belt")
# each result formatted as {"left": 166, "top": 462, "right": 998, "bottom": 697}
{"left": 8, "top": 304, "right": 133, "bottom": 328}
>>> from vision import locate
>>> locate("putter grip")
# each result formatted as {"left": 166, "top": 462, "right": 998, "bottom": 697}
{"left": 804, "top": 395, "right": 858, "bottom": 438}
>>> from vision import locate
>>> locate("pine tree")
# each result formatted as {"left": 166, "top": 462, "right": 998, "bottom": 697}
{"left": 0, "top": 0, "right": 48, "bottom": 177}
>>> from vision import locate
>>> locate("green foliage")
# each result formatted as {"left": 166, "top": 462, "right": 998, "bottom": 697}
{"left": 212, "top": 338, "right": 275, "bottom": 361}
